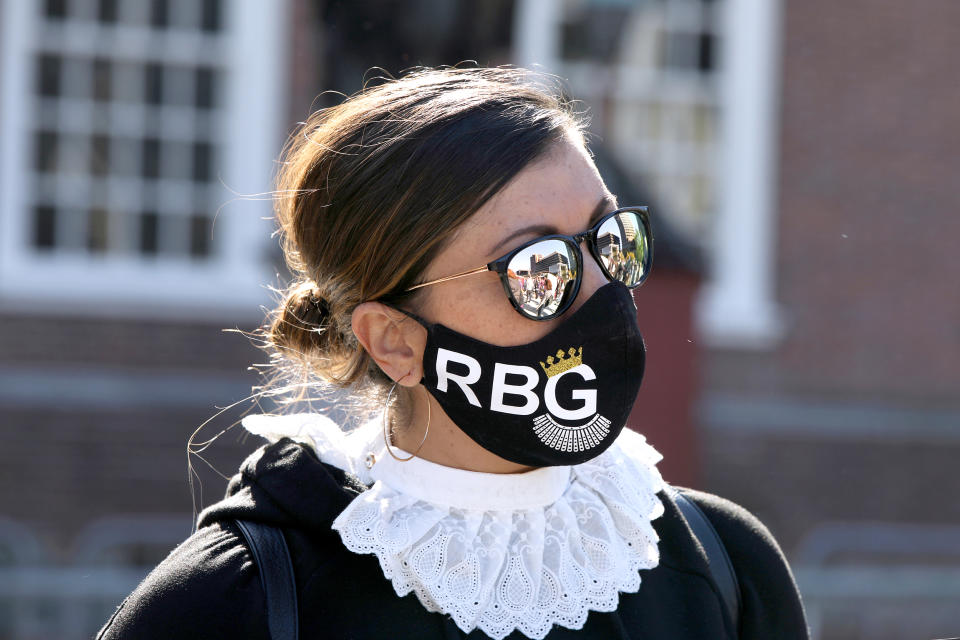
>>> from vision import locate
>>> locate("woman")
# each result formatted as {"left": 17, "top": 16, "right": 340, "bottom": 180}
{"left": 97, "top": 67, "right": 808, "bottom": 639}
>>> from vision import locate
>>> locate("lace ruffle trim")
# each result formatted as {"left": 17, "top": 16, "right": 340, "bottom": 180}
{"left": 331, "top": 430, "right": 665, "bottom": 640}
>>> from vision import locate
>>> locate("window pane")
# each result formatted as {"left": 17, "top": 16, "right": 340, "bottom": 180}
{"left": 162, "top": 214, "right": 187, "bottom": 255}
{"left": 110, "top": 137, "right": 138, "bottom": 176}
{"left": 61, "top": 58, "right": 91, "bottom": 99}
{"left": 98, "top": 0, "right": 118, "bottom": 23}
{"left": 189, "top": 214, "right": 211, "bottom": 257}
{"left": 59, "top": 133, "right": 88, "bottom": 174}
{"left": 144, "top": 63, "right": 163, "bottom": 104}
{"left": 164, "top": 140, "right": 191, "bottom": 180}
{"left": 139, "top": 212, "right": 159, "bottom": 254}
{"left": 34, "top": 206, "right": 57, "bottom": 249}
{"left": 141, "top": 138, "right": 160, "bottom": 178}
{"left": 191, "top": 142, "right": 212, "bottom": 182}
{"left": 200, "top": 0, "right": 221, "bottom": 32}
{"left": 90, "top": 135, "right": 110, "bottom": 176}
{"left": 92, "top": 58, "right": 112, "bottom": 102}
{"left": 698, "top": 32, "right": 714, "bottom": 72}
{"left": 44, "top": 0, "right": 68, "bottom": 20}
{"left": 36, "top": 54, "right": 62, "bottom": 97}
{"left": 665, "top": 32, "right": 701, "bottom": 70}
{"left": 35, "top": 131, "right": 59, "bottom": 173}
{"left": 112, "top": 61, "right": 142, "bottom": 103}
{"left": 87, "top": 208, "right": 109, "bottom": 253}
{"left": 194, "top": 67, "right": 215, "bottom": 109}
{"left": 164, "top": 66, "right": 193, "bottom": 106}
{"left": 150, "top": 0, "right": 169, "bottom": 28}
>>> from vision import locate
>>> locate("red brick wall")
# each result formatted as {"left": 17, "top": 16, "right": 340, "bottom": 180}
{"left": 707, "top": 0, "right": 960, "bottom": 402}
{"left": 630, "top": 271, "right": 701, "bottom": 488}
{"left": 0, "top": 313, "right": 264, "bottom": 553}
{"left": 702, "top": 0, "right": 960, "bottom": 550}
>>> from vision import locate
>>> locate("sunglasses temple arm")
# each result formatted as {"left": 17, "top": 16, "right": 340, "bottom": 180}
{"left": 405, "top": 266, "right": 490, "bottom": 292}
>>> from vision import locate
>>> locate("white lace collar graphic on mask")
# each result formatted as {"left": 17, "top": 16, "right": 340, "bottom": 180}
{"left": 241, "top": 413, "right": 665, "bottom": 640}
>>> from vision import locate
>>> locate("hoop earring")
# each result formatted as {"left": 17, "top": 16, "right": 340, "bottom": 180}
{"left": 382, "top": 380, "right": 430, "bottom": 462}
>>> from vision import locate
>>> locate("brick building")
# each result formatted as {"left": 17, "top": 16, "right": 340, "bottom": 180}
{"left": 1, "top": 1, "right": 958, "bottom": 638}
{"left": 700, "top": 2, "right": 960, "bottom": 636}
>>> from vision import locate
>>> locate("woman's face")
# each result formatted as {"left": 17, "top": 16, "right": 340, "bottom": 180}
{"left": 415, "top": 134, "right": 619, "bottom": 345}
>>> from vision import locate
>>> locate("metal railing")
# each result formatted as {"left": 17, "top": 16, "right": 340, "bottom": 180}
{"left": 0, "top": 515, "right": 191, "bottom": 640}
{"left": 793, "top": 521, "right": 960, "bottom": 640}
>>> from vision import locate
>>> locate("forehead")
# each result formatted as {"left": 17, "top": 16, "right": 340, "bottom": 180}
{"left": 452, "top": 139, "right": 610, "bottom": 254}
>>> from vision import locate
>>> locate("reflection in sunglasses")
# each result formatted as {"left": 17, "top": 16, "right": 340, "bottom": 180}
{"left": 509, "top": 263, "right": 578, "bottom": 319}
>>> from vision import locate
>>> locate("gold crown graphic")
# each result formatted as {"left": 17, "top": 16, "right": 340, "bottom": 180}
{"left": 540, "top": 347, "right": 583, "bottom": 377}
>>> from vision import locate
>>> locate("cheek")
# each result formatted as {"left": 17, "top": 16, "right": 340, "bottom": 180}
{"left": 422, "top": 276, "right": 557, "bottom": 347}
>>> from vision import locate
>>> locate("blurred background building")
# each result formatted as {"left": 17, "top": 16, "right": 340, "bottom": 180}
{"left": 1, "top": 0, "right": 958, "bottom": 638}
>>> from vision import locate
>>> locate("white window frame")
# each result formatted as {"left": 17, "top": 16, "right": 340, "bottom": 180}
{"left": 696, "top": 0, "right": 785, "bottom": 348}
{"left": 0, "top": 0, "right": 288, "bottom": 321}
{"left": 515, "top": 0, "right": 785, "bottom": 348}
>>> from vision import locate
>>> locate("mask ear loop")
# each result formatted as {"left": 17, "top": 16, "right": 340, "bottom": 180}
{"left": 382, "top": 376, "right": 431, "bottom": 462}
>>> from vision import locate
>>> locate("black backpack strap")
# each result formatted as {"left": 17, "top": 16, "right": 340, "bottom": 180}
{"left": 671, "top": 488, "right": 742, "bottom": 631}
{"left": 234, "top": 519, "right": 299, "bottom": 640}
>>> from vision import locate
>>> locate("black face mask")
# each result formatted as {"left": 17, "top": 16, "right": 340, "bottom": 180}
{"left": 401, "top": 282, "right": 646, "bottom": 467}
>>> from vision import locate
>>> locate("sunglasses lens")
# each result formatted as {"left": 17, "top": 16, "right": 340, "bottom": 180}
{"left": 505, "top": 238, "right": 580, "bottom": 320}
{"left": 596, "top": 210, "right": 650, "bottom": 287}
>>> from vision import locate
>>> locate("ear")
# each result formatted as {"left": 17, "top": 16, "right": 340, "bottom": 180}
{"left": 351, "top": 302, "right": 427, "bottom": 387}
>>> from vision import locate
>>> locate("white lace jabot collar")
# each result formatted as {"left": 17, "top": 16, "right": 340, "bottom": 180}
{"left": 242, "top": 413, "right": 666, "bottom": 640}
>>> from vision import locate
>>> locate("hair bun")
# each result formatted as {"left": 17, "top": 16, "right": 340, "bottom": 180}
{"left": 308, "top": 290, "right": 331, "bottom": 320}
{"left": 288, "top": 283, "right": 331, "bottom": 329}
{"left": 267, "top": 282, "right": 348, "bottom": 377}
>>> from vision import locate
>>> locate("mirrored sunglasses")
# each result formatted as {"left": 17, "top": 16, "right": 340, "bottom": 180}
{"left": 406, "top": 206, "right": 652, "bottom": 320}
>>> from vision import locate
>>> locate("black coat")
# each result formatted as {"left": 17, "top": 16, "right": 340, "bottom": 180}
{"left": 96, "top": 438, "right": 809, "bottom": 639}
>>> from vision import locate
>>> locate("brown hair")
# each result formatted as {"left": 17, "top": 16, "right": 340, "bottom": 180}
{"left": 262, "top": 67, "right": 584, "bottom": 407}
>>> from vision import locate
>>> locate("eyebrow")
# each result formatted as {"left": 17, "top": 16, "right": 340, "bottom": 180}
{"left": 487, "top": 194, "right": 618, "bottom": 256}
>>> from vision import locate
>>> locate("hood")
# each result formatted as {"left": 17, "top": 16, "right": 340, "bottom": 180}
{"left": 195, "top": 438, "right": 370, "bottom": 534}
